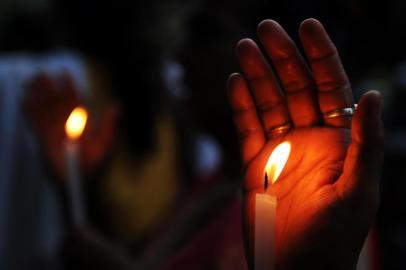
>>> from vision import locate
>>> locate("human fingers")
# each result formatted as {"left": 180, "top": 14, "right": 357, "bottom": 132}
{"left": 337, "top": 90, "right": 383, "bottom": 205}
{"left": 236, "top": 39, "right": 291, "bottom": 139}
{"left": 228, "top": 73, "right": 265, "bottom": 164}
{"left": 258, "top": 20, "right": 320, "bottom": 127}
{"left": 300, "top": 18, "right": 354, "bottom": 128}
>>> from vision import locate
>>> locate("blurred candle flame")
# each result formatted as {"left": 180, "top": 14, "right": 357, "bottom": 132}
{"left": 65, "top": 106, "right": 88, "bottom": 140}
{"left": 265, "top": 141, "right": 291, "bottom": 185}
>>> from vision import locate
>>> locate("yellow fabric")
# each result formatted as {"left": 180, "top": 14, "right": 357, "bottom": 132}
{"left": 84, "top": 61, "right": 179, "bottom": 239}
{"left": 101, "top": 116, "right": 179, "bottom": 239}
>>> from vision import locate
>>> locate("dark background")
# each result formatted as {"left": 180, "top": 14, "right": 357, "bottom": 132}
{"left": 0, "top": 0, "right": 405, "bottom": 269}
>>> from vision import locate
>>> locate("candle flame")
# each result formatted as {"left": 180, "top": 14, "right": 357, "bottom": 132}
{"left": 265, "top": 141, "right": 291, "bottom": 185}
{"left": 65, "top": 106, "right": 88, "bottom": 140}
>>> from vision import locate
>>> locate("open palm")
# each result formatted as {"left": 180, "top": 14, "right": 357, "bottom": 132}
{"left": 228, "top": 19, "right": 384, "bottom": 270}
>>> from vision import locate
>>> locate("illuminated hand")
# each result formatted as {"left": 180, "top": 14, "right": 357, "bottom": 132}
{"left": 228, "top": 19, "right": 383, "bottom": 270}
{"left": 24, "top": 73, "right": 118, "bottom": 180}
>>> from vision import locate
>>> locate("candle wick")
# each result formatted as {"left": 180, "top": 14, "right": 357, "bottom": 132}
{"left": 264, "top": 172, "right": 268, "bottom": 192}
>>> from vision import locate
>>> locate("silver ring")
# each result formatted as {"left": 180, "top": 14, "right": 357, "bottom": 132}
{"left": 323, "top": 105, "right": 356, "bottom": 119}
{"left": 268, "top": 122, "right": 292, "bottom": 137}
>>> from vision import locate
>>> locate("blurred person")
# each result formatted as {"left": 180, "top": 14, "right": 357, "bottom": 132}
{"left": 24, "top": 69, "right": 245, "bottom": 270}
{"left": 0, "top": 2, "right": 94, "bottom": 268}
{"left": 0, "top": 51, "right": 90, "bottom": 269}
{"left": 22, "top": 0, "right": 247, "bottom": 270}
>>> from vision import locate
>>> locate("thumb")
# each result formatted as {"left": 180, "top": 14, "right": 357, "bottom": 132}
{"left": 337, "top": 90, "right": 384, "bottom": 203}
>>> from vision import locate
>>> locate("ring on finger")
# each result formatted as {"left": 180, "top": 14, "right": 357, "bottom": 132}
{"left": 267, "top": 122, "right": 292, "bottom": 138}
{"left": 323, "top": 104, "right": 357, "bottom": 120}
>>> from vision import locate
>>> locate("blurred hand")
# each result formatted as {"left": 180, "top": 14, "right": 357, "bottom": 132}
{"left": 228, "top": 19, "right": 383, "bottom": 270}
{"left": 63, "top": 228, "right": 135, "bottom": 270}
{"left": 24, "top": 73, "right": 118, "bottom": 181}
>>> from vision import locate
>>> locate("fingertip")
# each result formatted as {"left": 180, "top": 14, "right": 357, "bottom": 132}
{"left": 299, "top": 18, "right": 323, "bottom": 31}
{"left": 299, "top": 18, "right": 326, "bottom": 40}
{"left": 357, "top": 90, "right": 382, "bottom": 116}
{"left": 228, "top": 72, "right": 242, "bottom": 80}
{"left": 362, "top": 90, "right": 381, "bottom": 99}
{"left": 302, "top": 17, "right": 322, "bottom": 24}
{"left": 227, "top": 73, "right": 252, "bottom": 108}
{"left": 299, "top": 17, "right": 338, "bottom": 61}
{"left": 227, "top": 72, "right": 243, "bottom": 88}
{"left": 227, "top": 73, "right": 249, "bottom": 102}
{"left": 227, "top": 73, "right": 240, "bottom": 97}
{"left": 365, "top": 90, "right": 382, "bottom": 112}
{"left": 257, "top": 19, "right": 281, "bottom": 35}
{"left": 365, "top": 90, "right": 381, "bottom": 96}
{"left": 235, "top": 38, "right": 269, "bottom": 77}
{"left": 352, "top": 90, "right": 384, "bottom": 145}
{"left": 236, "top": 38, "right": 257, "bottom": 54}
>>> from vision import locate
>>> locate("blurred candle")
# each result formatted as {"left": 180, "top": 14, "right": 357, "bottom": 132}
{"left": 65, "top": 106, "right": 88, "bottom": 227}
{"left": 255, "top": 142, "right": 291, "bottom": 270}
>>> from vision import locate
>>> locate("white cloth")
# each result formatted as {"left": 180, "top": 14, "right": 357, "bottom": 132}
{"left": 0, "top": 51, "right": 88, "bottom": 269}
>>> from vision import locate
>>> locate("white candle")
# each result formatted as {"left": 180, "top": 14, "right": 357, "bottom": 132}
{"left": 65, "top": 106, "right": 88, "bottom": 228}
{"left": 255, "top": 192, "right": 276, "bottom": 270}
{"left": 65, "top": 140, "right": 87, "bottom": 227}
{"left": 255, "top": 142, "right": 291, "bottom": 270}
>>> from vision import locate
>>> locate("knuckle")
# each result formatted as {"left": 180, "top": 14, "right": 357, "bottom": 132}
{"left": 258, "top": 99, "right": 283, "bottom": 113}
{"left": 317, "top": 80, "right": 350, "bottom": 93}
{"left": 310, "top": 50, "right": 338, "bottom": 63}
{"left": 284, "top": 81, "right": 314, "bottom": 94}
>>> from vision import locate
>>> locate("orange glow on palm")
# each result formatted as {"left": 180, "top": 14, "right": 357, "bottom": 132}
{"left": 265, "top": 141, "right": 291, "bottom": 184}
{"left": 65, "top": 106, "right": 88, "bottom": 140}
